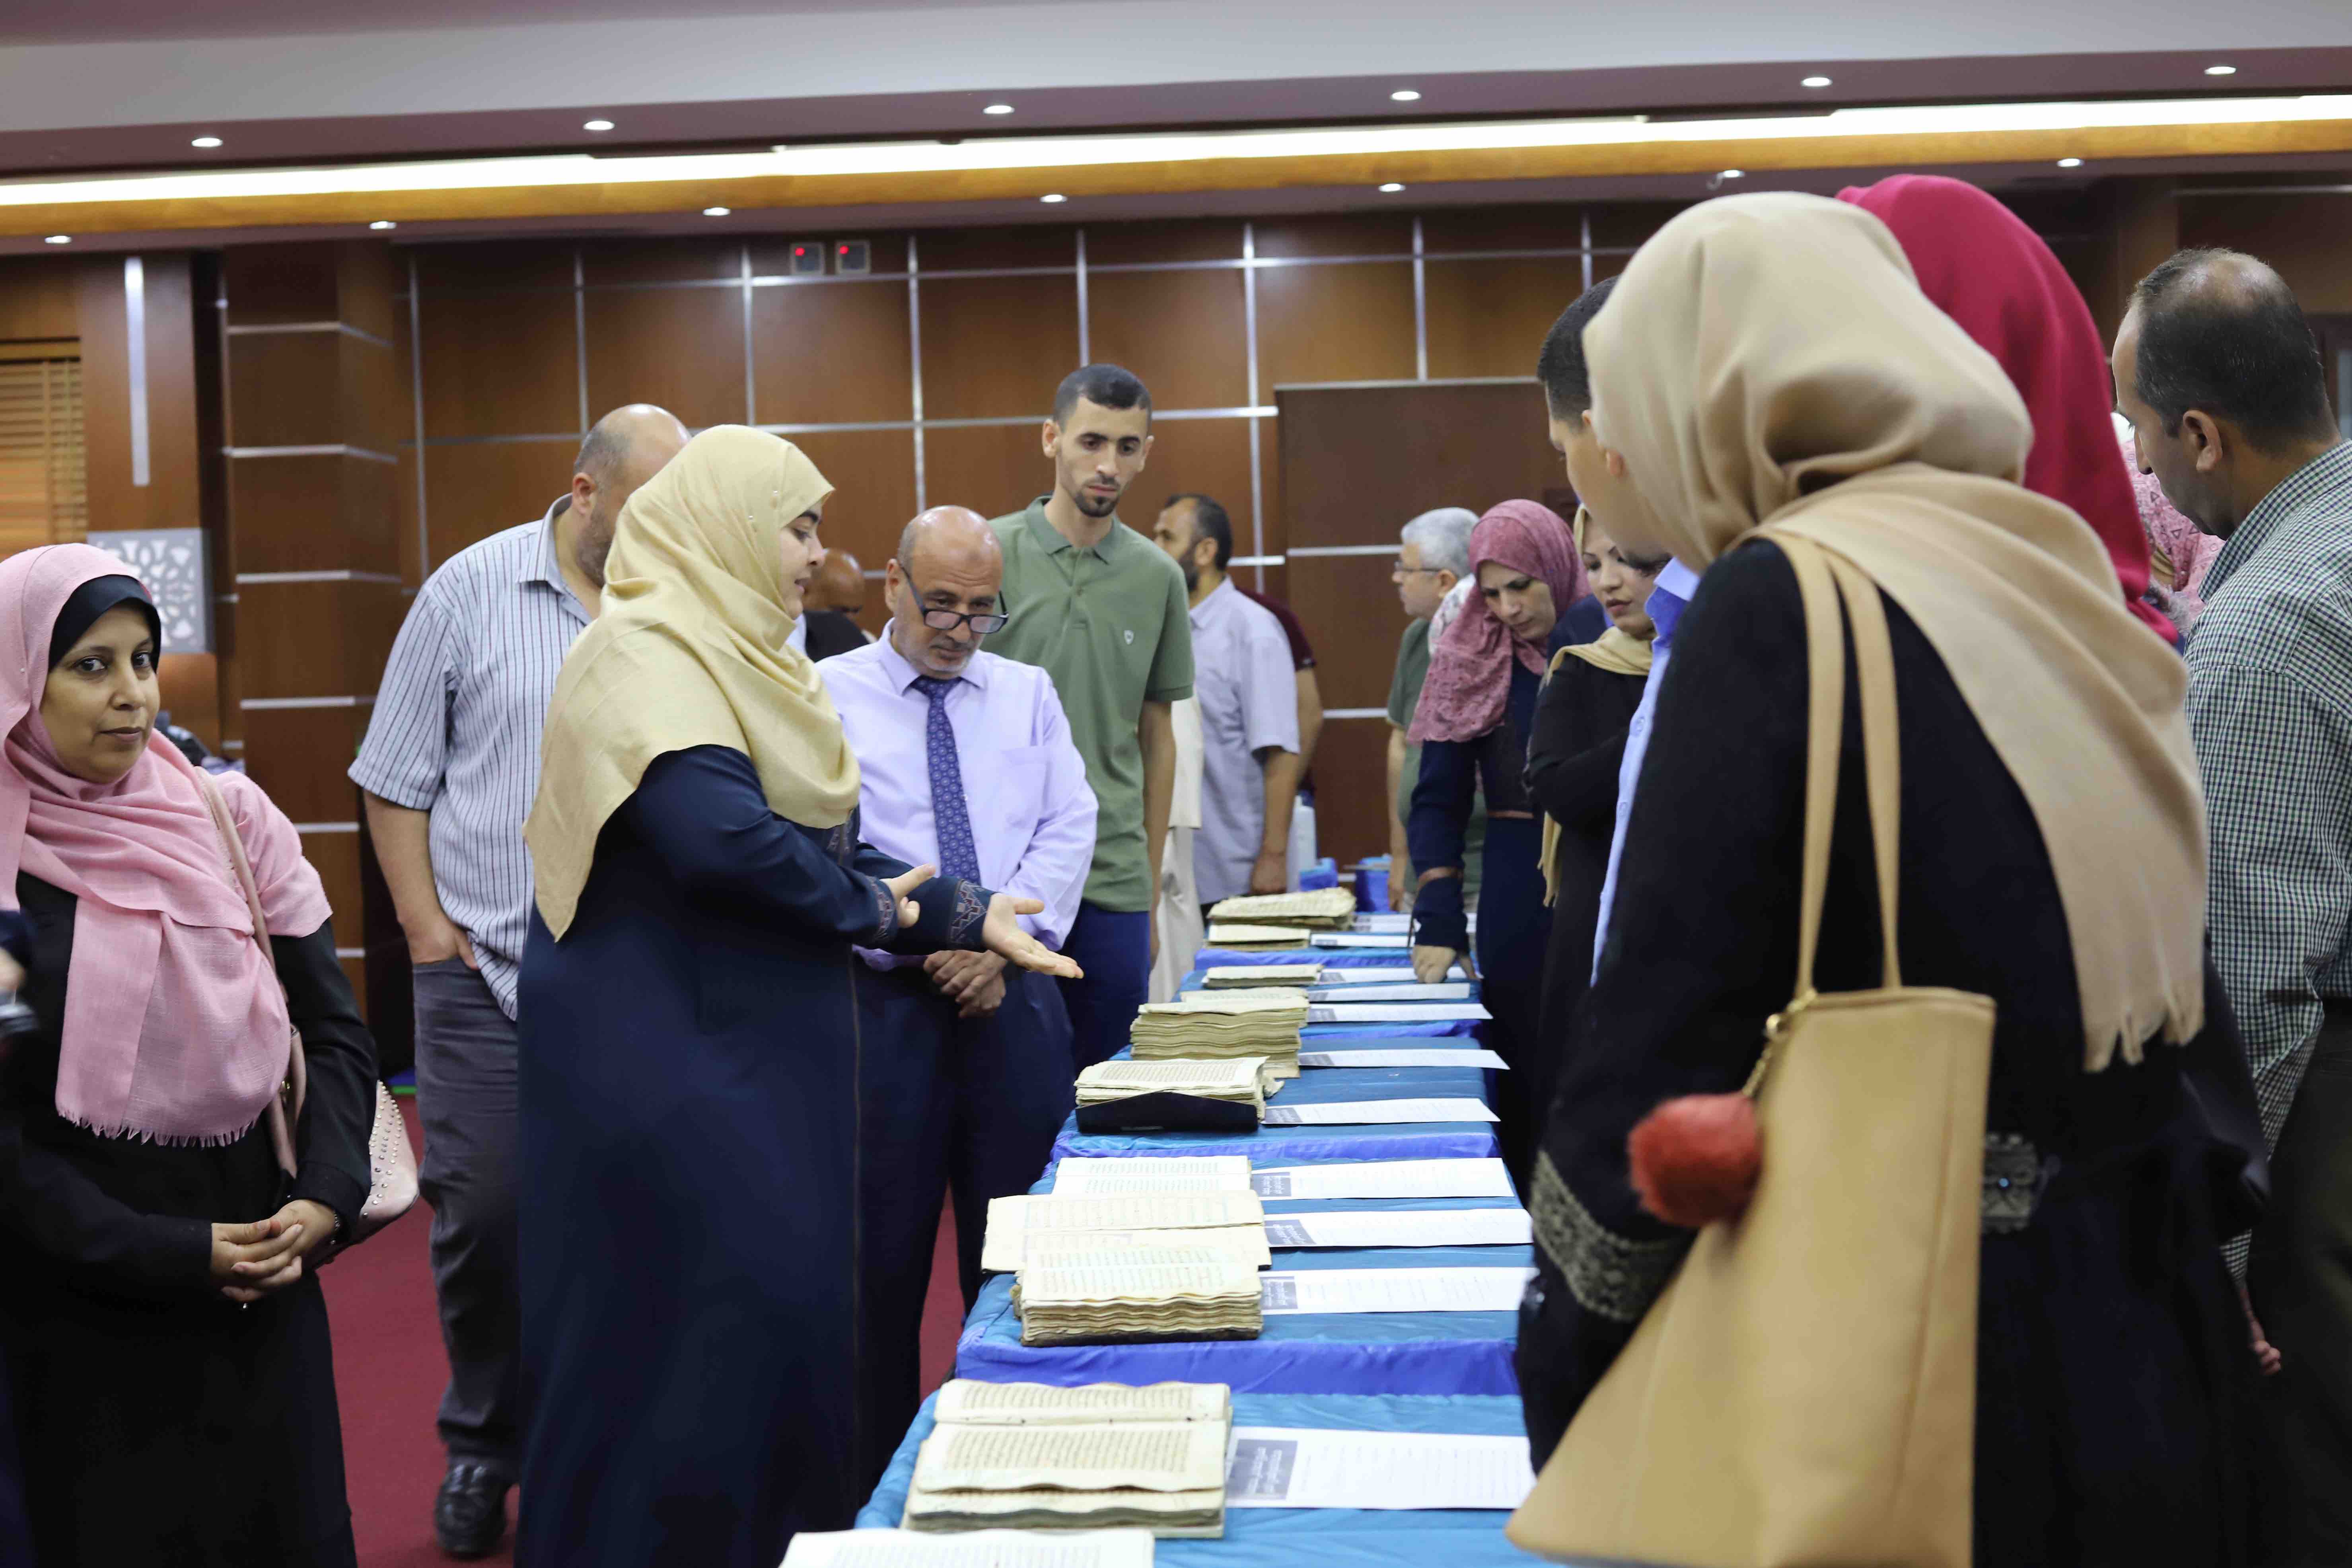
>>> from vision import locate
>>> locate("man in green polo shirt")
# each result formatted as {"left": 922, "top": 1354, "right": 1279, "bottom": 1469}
{"left": 986, "top": 364, "right": 1194, "bottom": 1068}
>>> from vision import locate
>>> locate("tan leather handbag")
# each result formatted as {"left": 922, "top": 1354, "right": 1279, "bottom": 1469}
{"left": 196, "top": 769, "right": 419, "bottom": 1254}
{"left": 1508, "top": 532, "right": 1994, "bottom": 1568}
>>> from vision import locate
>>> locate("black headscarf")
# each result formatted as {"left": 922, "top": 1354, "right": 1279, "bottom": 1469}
{"left": 48, "top": 576, "right": 160, "bottom": 669}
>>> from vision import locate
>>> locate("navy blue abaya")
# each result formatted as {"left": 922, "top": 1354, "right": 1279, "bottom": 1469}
{"left": 517, "top": 745, "right": 990, "bottom": 1568}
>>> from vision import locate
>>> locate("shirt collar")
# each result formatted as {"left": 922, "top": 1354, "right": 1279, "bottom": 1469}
{"left": 1188, "top": 575, "right": 1235, "bottom": 626}
{"left": 875, "top": 626, "right": 991, "bottom": 694}
{"left": 526, "top": 495, "right": 591, "bottom": 619}
{"left": 1647, "top": 558, "right": 1701, "bottom": 650}
{"left": 1023, "top": 496, "right": 1121, "bottom": 560}
{"left": 2202, "top": 440, "right": 2352, "bottom": 603}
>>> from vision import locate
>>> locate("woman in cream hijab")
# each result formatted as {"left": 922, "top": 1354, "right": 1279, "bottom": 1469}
{"left": 514, "top": 426, "right": 1077, "bottom": 1568}
{"left": 1517, "top": 195, "right": 2263, "bottom": 1562}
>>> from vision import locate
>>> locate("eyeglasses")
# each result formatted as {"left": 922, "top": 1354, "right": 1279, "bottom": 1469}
{"left": 906, "top": 573, "right": 1009, "bottom": 634}
{"left": 1392, "top": 561, "right": 1446, "bottom": 577}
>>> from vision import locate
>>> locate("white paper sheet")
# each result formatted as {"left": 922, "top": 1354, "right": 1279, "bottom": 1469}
{"left": 1250, "top": 1158, "right": 1515, "bottom": 1200}
{"left": 1308, "top": 932, "right": 1407, "bottom": 949}
{"left": 1261, "top": 1097, "right": 1497, "bottom": 1126}
{"left": 1257, "top": 1266, "right": 1533, "bottom": 1314}
{"left": 1297, "top": 1048, "right": 1507, "bottom": 1070}
{"left": 1306, "top": 982, "right": 1473, "bottom": 1002}
{"left": 1351, "top": 912, "right": 1412, "bottom": 934}
{"left": 1224, "top": 1428, "right": 1535, "bottom": 1511}
{"left": 1304, "top": 1002, "right": 1492, "bottom": 1024}
{"left": 1261, "top": 1207, "right": 1531, "bottom": 1249}
{"left": 1304, "top": 965, "right": 1469, "bottom": 986}
{"left": 783, "top": 1527, "right": 1157, "bottom": 1567}
{"left": 1052, "top": 1156, "right": 1254, "bottom": 1196}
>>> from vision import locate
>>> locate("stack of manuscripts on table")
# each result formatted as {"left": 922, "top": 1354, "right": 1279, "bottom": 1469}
{"left": 1202, "top": 921, "right": 1314, "bottom": 952}
{"left": 982, "top": 1192, "right": 1270, "bottom": 1346}
{"left": 1208, "top": 887, "right": 1359, "bottom": 930}
{"left": 902, "top": 1379, "right": 1234, "bottom": 1539}
{"left": 1200, "top": 962, "right": 1323, "bottom": 990}
{"left": 1130, "top": 989, "right": 1306, "bottom": 1079}
{"left": 1075, "top": 1056, "right": 1279, "bottom": 1115}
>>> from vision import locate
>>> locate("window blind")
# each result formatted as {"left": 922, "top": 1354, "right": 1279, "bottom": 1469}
{"left": 0, "top": 356, "right": 85, "bottom": 555}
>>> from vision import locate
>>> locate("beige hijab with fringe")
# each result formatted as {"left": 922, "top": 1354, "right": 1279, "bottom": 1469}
{"left": 1584, "top": 192, "right": 2205, "bottom": 1068}
{"left": 527, "top": 425, "right": 860, "bottom": 938}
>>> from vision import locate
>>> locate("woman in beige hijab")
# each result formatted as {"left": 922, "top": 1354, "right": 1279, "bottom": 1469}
{"left": 1517, "top": 194, "right": 2263, "bottom": 1563}
{"left": 513, "top": 426, "right": 1077, "bottom": 1568}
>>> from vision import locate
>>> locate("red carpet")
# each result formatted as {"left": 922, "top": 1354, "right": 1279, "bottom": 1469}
{"left": 325, "top": 1098, "right": 966, "bottom": 1565}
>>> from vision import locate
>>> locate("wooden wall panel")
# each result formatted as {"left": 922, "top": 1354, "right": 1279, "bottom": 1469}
{"left": 789, "top": 426, "right": 919, "bottom": 572}
{"left": 1285, "top": 553, "right": 1409, "bottom": 712}
{"left": 1305, "top": 719, "right": 1390, "bottom": 870}
{"left": 1135, "top": 417, "right": 1255, "bottom": 551}
{"left": 925, "top": 423, "right": 1049, "bottom": 522}
{"left": 915, "top": 226, "right": 1073, "bottom": 272}
{"left": 584, "top": 284, "right": 745, "bottom": 431}
{"left": 240, "top": 705, "right": 371, "bottom": 821}
{"left": 413, "top": 241, "right": 572, "bottom": 293}
{"left": 753, "top": 280, "right": 911, "bottom": 426}
{"left": 582, "top": 238, "right": 743, "bottom": 286}
{"left": 78, "top": 253, "right": 204, "bottom": 536}
{"left": 421, "top": 438, "right": 570, "bottom": 568}
{"left": 1424, "top": 256, "right": 1586, "bottom": 381}
{"left": 0, "top": 257, "right": 81, "bottom": 340}
{"left": 226, "top": 332, "right": 343, "bottom": 447}
{"left": 236, "top": 579, "right": 405, "bottom": 699}
{"left": 301, "top": 830, "right": 366, "bottom": 937}
{"left": 420, "top": 287, "right": 578, "bottom": 437}
{"left": 2181, "top": 192, "right": 2352, "bottom": 313}
{"left": 1256, "top": 263, "right": 1415, "bottom": 390}
{"left": 222, "top": 244, "right": 345, "bottom": 326}
{"left": 918, "top": 274, "right": 1078, "bottom": 420}
{"left": 1278, "top": 381, "right": 1558, "bottom": 549}
{"left": 228, "top": 453, "right": 399, "bottom": 576}
{"left": 1254, "top": 216, "right": 1411, "bottom": 259}
{"left": 159, "top": 654, "right": 221, "bottom": 753}
{"left": 1257, "top": 420, "right": 1285, "bottom": 560}
{"left": 1087, "top": 269, "right": 1249, "bottom": 411}
{"left": 1087, "top": 221, "right": 1243, "bottom": 267}
{"left": 1418, "top": 206, "right": 1585, "bottom": 255}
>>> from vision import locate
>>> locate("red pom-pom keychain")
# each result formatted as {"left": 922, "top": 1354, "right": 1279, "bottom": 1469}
{"left": 1627, "top": 1092, "right": 1763, "bottom": 1228}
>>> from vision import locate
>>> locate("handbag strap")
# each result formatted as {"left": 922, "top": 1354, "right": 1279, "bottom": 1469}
{"left": 1770, "top": 530, "right": 1905, "bottom": 1004}
{"left": 193, "top": 769, "right": 274, "bottom": 945}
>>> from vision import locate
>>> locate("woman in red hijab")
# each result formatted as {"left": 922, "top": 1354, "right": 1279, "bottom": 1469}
{"left": 1840, "top": 173, "right": 2173, "bottom": 642}
{"left": 1405, "top": 499, "right": 1588, "bottom": 1178}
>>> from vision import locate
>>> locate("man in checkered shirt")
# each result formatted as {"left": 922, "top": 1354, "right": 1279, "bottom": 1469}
{"left": 2114, "top": 247, "right": 2352, "bottom": 1557}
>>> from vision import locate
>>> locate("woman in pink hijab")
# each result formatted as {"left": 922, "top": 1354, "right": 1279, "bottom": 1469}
{"left": 2121, "top": 415, "right": 2224, "bottom": 632}
{"left": 1405, "top": 500, "right": 1589, "bottom": 1177}
{"left": 0, "top": 544, "right": 379, "bottom": 1567}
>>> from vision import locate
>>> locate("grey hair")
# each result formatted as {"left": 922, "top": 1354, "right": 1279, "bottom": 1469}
{"left": 1399, "top": 507, "right": 1477, "bottom": 579}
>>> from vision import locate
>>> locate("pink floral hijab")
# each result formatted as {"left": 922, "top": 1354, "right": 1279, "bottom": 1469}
{"left": 2117, "top": 416, "right": 2222, "bottom": 631}
{"left": 1408, "top": 500, "right": 1588, "bottom": 745}
{"left": 0, "top": 544, "right": 328, "bottom": 1145}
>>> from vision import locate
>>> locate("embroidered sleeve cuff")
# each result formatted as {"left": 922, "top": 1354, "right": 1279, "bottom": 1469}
{"left": 1529, "top": 1153, "right": 1689, "bottom": 1325}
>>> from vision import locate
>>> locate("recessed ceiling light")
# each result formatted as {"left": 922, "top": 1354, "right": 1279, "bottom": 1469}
{"left": 2056, "top": 156, "right": 2083, "bottom": 168}
{"left": 1040, "top": 193, "right": 1068, "bottom": 204}
{"left": 43, "top": 235, "right": 70, "bottom": 244}
{"left": 583, "top": 119, "right": 615, "bottom": 132}
{"left": 1390, "top": 89, "right": 1421, "bottom": 102}
{"left": 702, "top": 205, "right": 732, "bottom": 216}
{"left": 1801, "top": 76, "right": 1833, "bottom": 89}
{"left": 369, "top": 219, "right": 397, "bottom": 230}
{"left": 190, "top": 136, "right": 223, "bottom": 149}
{"left": 983, "top": 103, "right": 1015, "bottom": 116}
{"left": 2204, "top": 64, "right": 2237, "bottom": 76}
{"left": 1378, "top": 182, "right": 1406, "bottom": 193}
{"left": 1720, "top": 168, "right": 1746, "bottom": 179}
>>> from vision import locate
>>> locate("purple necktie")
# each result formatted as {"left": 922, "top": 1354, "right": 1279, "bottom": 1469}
{"left": 911, "top": 677, "right": 981, "bottom": 882}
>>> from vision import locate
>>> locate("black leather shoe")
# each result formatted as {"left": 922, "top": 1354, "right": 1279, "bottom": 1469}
{"left": 434, "top": 1463, "right": 511, "bottom": 1560}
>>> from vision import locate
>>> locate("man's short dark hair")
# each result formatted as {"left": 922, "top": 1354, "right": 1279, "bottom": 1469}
{"left": 2130, "top": 248, "right": 2336, "bottom": 453}
{"left": 1166, "top": 493, "right": 1232, "bottom": 570}
{"left": 1054, "top": 364, "right": 1153, "bottom": 426}
{"left": 1536, "top": 274, "right": 1620, "bottom": 417}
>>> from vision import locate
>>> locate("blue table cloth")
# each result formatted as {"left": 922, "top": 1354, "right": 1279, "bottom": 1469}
{"left": 955, "top": 1226, "right": 1529, "bottom": 1395}
{"left": 857, "top": 1391, "right": 1547, "bottom": 1567}
{"left": 1049, "top": 1058, "right": 1501, "bottom": 1164}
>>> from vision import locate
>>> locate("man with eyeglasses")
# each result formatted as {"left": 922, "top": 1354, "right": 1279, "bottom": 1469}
{"left": 821, "top": 505, "right": 1096, "bottom": 1488}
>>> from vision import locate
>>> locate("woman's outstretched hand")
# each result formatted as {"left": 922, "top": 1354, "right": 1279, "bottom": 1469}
{"left": 881, "top": 864, "right": 937, "bottom": 930}
{"left": 983, "top": 893, "right": 1083, "bottom": 980}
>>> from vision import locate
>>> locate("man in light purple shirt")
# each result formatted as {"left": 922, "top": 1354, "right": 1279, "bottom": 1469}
{"left": 819, "top": 505, "right": 1095, "bottom": 1486}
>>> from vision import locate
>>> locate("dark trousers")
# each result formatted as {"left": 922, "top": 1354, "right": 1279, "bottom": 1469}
{"left": 412, "top": 958, "right": 521, "bottom": 1478}
{"left": 854, "top": 963, "right": 1074, "bottom": 1488}
{"left": 2251, "top": 1008, "right": 2352, "bottom": 1563}
{"left": 1058, "top": 901, "right": 1150, "bottom": 1070}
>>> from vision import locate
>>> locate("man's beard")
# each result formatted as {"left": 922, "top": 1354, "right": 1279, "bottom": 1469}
{"left": 1074, "top": 484, "right": 1120, "bottom": 518}
{"left": 1179, "top": 558, "right": 1199, "bottom": 591}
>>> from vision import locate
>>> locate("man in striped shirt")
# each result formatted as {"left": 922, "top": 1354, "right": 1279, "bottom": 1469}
{"left": 2115, "top": 250, "right": 2352, "bottom": 1559}
{"left": 350, "top": 403, "right": 688, "bottom": 1560}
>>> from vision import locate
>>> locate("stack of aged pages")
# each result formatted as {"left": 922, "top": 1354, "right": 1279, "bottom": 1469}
{"left": 981, "top": 1192, "right": 1272, "bottom": 1274}
{"left": 1075, "top": 1056, "right": 1278, "bottom": 1115}
{"left": 1202, "top": 921, "right": 1312, "bottom": 951}
{"left": 982, "top": 1192, "right": 1271, "bottom": 1344}
{"left": 1130, "top": 989, "right": 1307, "bottom": 1078}
{"left": 1207, "top": 887, "right": 1358, "bottom": 930}
{"left": 903, "top": 1380, "right": 1233, "bottom": 1538}
{"left": 1201, "top": 962, "right": 1323, "bottom": 990}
